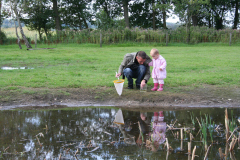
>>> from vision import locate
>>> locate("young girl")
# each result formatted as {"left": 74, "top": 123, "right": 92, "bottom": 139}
{"left": 148, "top": 48, "right": 167, "bottom": 91}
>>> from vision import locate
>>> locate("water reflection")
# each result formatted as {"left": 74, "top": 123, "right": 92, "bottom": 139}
{"left": 116, "top": 110, "right": 167, "bottom": 152}
{"left": 1, "top": 66, "right": 34, "bottom": 70}
{"left": 0, "top": 107, "right": 240, "bottom": 159}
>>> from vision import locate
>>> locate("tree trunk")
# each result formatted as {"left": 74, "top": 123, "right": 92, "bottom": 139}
{"left": 83, "top": 18, "right": 88, "bottom": 29}
{"left": 207, "top": 10, "right": 212, "bottom": 28}
{"left": 38, "top": 30, "right": 42, "bottom": 41}
{"left": 233, "top": 0, "right": 239, "bottom": 29}
{"left": 44, "top": 28, "right": 48, "bottom": 38}
{"left": 14, "top": 20, "right": 22, "bottom": 49}
{"left": 191, "top": 15, "right": 198, "bottom": 26}
{"left": 0, "top": 0, "right": 2, "bottom": 32}
{"left": 13, "top": 1, "right": 32, "bottom": 48}
{"left": 215, "top": 14, "right": 224, "bottom": 30}
{"left": 162, "top": 0, "right": 167, "bottom": 29}
{"left": 52, "top": 0, "right": 61, "bottom": 31}
{"left": 162, "top": 10, "right": 167, "bottom": 29}
{"left": 123, "top": 0, "right": 130, "bottom": 28}
{"left": 153, "top": 10, "right": 156, "bottom": 30}
{"left": 103, "top": 2, "right": 110, "bottom": 19}
{"left": 152, "top": 0, "right": 156, "bottom": 30}
{"left": 78, "top": 17, "right": 83, "bottom": 30}
{"left": 186, "top": 6, "right": 191, "bottom": 43}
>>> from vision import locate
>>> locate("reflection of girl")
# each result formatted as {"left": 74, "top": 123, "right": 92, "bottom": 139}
{"left": 150, "top": 111, "right": 166, "bottom": 151}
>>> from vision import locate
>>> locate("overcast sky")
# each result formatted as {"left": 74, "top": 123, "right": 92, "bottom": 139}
{"left": 166, "top": 14, "right": 179, "bottom": 23}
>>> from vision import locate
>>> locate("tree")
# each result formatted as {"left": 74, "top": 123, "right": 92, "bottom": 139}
{"left": 61, "top": 0, "right": 93, "bottom": 30}
{"left": 93, "top": 0, "right": 123, "bottom": 29}
{"left": 210, "top": 0, "right": 231, "bottom": 30}
{"left": 95, "top": 9, "right": 115, "bottom": 30}
{"left": 93, "top": 0, "right": 122, "bottom": 19}
{"left": 100, "top": 0, "right": 131, "bottom": 28}
{"left": 21, "top": 0, "right": 53, "bottom": 40}
{"left": 173, "top": 0, "right": 209, "bottom": 43}
{"left": 10, "top": 0, "right": 32, "bottom": 48}
{"left": 154, "top": 0, "right": 172, "bottom": 29}
{"left": 13, "top": 14, "right": 22, "bottom": 49}
{"left": 202, "top": 2, "right": 213, "bottom": 27}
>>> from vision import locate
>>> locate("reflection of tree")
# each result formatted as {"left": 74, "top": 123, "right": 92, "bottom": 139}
{"left": 0, "top": 108, "right": 124, "bottom": 159}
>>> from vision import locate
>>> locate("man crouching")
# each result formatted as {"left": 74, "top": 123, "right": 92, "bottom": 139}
{"left": 116, "top": 51, "right": 152, "bottom": 89}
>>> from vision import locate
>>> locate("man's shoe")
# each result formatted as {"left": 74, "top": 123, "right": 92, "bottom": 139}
{"left": 127, "top": 85, "right": 133, "bottom": 89}
{"left": 136, "top": 85, "right": 140, "bottom": 90}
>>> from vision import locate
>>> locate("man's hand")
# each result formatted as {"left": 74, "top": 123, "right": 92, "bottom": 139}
{"left": 115, "top": 73, "right": 121, "bottom": 78}
{"left": 140, "top": 80, "right": 146, "bottom": 88}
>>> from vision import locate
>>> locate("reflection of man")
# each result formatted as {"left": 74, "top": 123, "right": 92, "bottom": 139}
{"left": 115, "top": 51, "right": 152, "bottom": 89}
{"left": 115, "top": 112, "right": 150, "bottom": 145}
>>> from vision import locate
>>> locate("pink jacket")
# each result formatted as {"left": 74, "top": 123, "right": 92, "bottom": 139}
{"left": 148, "top": 55, "right": 167, "bottom": 79}
{"left": 152, "top": 121, "right": 166, "bottom": 144}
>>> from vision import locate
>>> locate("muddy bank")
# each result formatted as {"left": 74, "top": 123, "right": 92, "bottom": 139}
{"left": 0, "top": 85, "right": 239, "bottom": 110}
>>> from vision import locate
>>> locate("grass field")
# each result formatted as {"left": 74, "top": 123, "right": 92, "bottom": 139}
{"left": 0, "top": 43, "right": 239, "bottom": 93}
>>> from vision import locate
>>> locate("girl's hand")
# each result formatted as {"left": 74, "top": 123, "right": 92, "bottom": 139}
{"left": 159, "top": 67, "right": 163, "bottom": 71}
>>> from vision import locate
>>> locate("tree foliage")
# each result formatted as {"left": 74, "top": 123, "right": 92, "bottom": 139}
{"left": 0, "top": 30, "right": 7, "bottom": 43}
{"left": 61, "top": 0, "right": 93, "bottom": 30}
{"left": 0, "top": 0, "right": 239, "bottom": 42}
{"left": 130, "top": 0, "right": 163, "bottom": 29}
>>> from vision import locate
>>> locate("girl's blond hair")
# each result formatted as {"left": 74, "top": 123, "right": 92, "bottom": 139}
{"left": 150, "top": 48, "right": 159, "bottom": 55}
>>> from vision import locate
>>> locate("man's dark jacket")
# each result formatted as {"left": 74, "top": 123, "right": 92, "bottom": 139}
{"left": 118, "top": 52, "right": 152, "bottom": 82}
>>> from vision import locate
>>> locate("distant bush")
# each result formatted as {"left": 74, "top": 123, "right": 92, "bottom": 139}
{"left": 0, "top": 30, "right": 7, "bottom": 44}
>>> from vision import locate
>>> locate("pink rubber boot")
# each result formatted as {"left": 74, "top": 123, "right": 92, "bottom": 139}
{"left": 157, "top": 84, "right": 164, "bottom": 91}
{"left": 151, "top": 83, "right": 159, "bottom": 91}
{"left": 153, "top": 112, "right": 158, "bottom": 122}
{"left": 158, "top": 111, "right": 164, "bottom": 121}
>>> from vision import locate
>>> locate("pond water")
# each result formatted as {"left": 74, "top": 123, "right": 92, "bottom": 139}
{"left": 1, "top": 67, "right": 34, "bottom": 70}
{"left": 0, "top": 106, "right": 240, "bottom": 159}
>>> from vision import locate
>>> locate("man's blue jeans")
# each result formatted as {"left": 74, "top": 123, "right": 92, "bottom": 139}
{"left": 123, "top": 65, "right": 146, "bottom": 87}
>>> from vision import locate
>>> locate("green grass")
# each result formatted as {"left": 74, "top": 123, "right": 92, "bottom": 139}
{"left": 0, "top": 43, "right": 240, "bottom": 90}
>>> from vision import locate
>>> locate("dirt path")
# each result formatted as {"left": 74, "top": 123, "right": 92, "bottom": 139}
{"left": 0, "top": 85, "right": 239, "bottom": 110}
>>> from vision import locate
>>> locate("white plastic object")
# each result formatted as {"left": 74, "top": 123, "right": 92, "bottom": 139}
{"left": 113, "top": 79, "right": 124, "bottom": 96}
{"left": 113, "top": 109, "right": 124, "bottom": 125}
